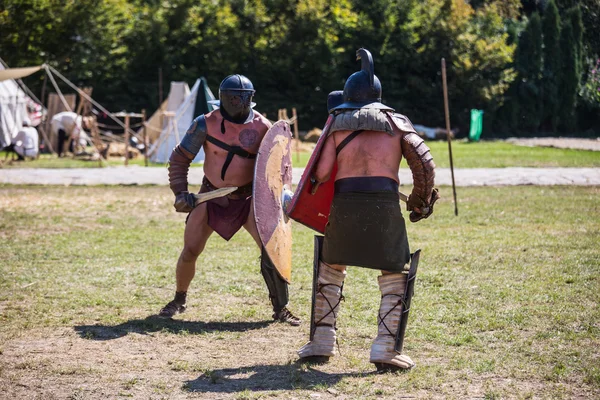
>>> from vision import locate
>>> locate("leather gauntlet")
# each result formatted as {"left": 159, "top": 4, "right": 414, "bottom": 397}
{"left": 401, "top": 132, "right": 437, "bottom": 222}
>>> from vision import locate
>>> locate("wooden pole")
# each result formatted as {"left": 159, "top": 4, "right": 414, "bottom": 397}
{"left": 40, "top": 73, "right": 47, "bottom": 107}
{"left": 158, "top": 67, "right": 163, "bottom": 105}
{"left": 292, "top": 107, "right": 300, "bottom": 163}
{"left": 142, "top": 109, "right": 148, "bottom": 167}
{"left": 441, "top": 58, "right": 458, "bottom": 216}
{"left": 124, "top": 114, "right": 130, "bottom": 166}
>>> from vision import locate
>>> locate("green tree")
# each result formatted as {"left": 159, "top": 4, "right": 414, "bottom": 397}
{"left": 511, "top": 12, "right": 543, "bottom": 132}
{"left": 558, "top": 20, "right": 578, "bottom": 130}
{"left": 541, "top": 0, "right": 561, "bottom": 132}
{"left": 566, "top": 6, "right": 584, "bottom": 85}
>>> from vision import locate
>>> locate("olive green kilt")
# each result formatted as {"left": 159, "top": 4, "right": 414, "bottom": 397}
{"left": 322, "top": 191, "right": 410, "bottom": 271}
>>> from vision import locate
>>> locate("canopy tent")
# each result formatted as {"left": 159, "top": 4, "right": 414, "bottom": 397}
{"left": 148, "top": 77, "right": 216, "bottom": 164}
{"left": 0, "top": 62, "right": 43, "bottom": 149}
{"left": 0, "top": 62, "right": 153, "bottom": 158}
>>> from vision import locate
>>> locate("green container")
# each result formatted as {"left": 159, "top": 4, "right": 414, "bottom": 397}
{"left": 468, "top": 109, "right": 484, "bottom": 142}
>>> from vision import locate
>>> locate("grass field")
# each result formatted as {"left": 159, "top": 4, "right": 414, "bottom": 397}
{"left": 2, "top": 139, "right": 599, "bottom": 169}
{"left": 0, "top": 184, "right": 598, "bottom": 399}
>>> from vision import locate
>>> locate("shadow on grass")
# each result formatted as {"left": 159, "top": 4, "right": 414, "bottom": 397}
{"left": 184, "top": 363, "right": 374, "bottom": 393}
{"left": 74, "top": 316, "right": 271, "bottom": 340}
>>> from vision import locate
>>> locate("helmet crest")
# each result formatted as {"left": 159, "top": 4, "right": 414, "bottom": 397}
{"left": 357, "top": 48, "right": 375, "bottom": 88}
{"left": 330, "top": 48, "right": 394, "bottom": 112}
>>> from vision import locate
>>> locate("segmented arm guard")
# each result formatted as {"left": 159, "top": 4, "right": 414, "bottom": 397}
{"left": 168, "top": 115, "right": 208, "bottom": 196}
{"left": 168, "top": 145, "right": 195, "bottom": 196}
{"left": 401, "top": 132, "right": 437, "bottom": 214}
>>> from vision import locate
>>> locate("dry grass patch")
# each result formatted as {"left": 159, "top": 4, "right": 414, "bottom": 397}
{"left": 0, "top": 185, "right": 598, "bottom": 399}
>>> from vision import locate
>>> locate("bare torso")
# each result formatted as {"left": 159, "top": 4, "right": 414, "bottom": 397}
{"left": 314, "top": 129, "right": 402, "bottom": 183}
{"left": 202, "top": 111, "right": 271, "bottom": 187}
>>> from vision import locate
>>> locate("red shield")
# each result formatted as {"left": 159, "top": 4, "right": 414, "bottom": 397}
{"left": 253, "top": 121, "right": 293, "bottom": 283}
{"left": 286, "top": 115, "right": 336, "bottom": 234}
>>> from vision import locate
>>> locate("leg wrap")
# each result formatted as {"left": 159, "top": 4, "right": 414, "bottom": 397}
{"left": 260, "top": 247, "right": 289, "bottom": 312}
{"left": 370, "top": 273, "right": 415, "bottom": 370}
{"left": 298, "top": 244, "right": 346, "bottom": 359}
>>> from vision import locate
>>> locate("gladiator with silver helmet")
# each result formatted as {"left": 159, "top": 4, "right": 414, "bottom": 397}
{"left": 292, "top": 48, "right": 439, "bottom": 371}
{"left": 159, "top": 74, "right": 300, "bottom": 326}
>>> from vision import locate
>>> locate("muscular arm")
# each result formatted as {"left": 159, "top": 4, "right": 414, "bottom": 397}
{"left": 168, "top": 115, "right": 208, "bottom": 212}
{"left": 313, "top": 133, "right": 336, "bottom": 183}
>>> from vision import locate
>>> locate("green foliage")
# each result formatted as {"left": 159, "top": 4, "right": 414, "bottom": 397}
{"left": 541, "top": 0, "right": 561, "bottom": 131}
{"left": 553, "top": 0, "right": 600, "bottom": 60}
{"left": 511, "top": 13, "right": 543, "bottom": 132}
{"left": 1, "top": 0, "right": 597, "bottom": 135}
{"left": 558, "top": 21, "right": 578, "bottom": 130}
{"left": 566, "top": 6, "right": 584, "bottom": 81}
{"left": 580, "top": 58, "right": 600, "bottom": 109}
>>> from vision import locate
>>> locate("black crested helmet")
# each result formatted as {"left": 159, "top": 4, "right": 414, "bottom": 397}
{"left": 332, "top": 48, "right": 394, "bottom": 112}
{"left": 213, "top": 74, "right": 256, "bottom": 123}
{"left": 327, "top": 90, "right": 344, "bottom": 114}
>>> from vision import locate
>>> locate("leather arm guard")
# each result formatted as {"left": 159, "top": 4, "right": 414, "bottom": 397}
{"left": 401, "top": 132, "right": 438, "bottom": 222}
{"left": 168, "top": 115, "right": 208, "bottom": 196}
{"left": 168, "top": 115, "right": 208, "bottom": 213}
{"left": 168, "top": 145, "right": 195, "bottom": 196}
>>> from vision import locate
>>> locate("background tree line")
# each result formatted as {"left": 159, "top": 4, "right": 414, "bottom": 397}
{"left": 1, "top": 0, "right": 599, "bottom": 136}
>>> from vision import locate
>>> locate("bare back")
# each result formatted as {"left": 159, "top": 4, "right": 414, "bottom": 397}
{"left": 315, "top": 129, "right": 402, "bottom": 183}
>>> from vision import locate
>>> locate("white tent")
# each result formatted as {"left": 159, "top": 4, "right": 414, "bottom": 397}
{"left": 0, "top": 63, "right": 42, "bottom": 149}
{"left": 148, "top": 77, "right": 216, "bottom": 164}
{"left": 141, "top": 81, "right": 189, "bottom": 144}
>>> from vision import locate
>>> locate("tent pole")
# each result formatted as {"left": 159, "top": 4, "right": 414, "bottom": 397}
{"left": 44, "top": 66, "right": 72, "bottom": 111}
{"left": 124, "top": 114, "right": 130, "bottom": 166}
{"left": 142, "top": 109, "right": 148, "bottom": 167}
{"left": 46, "top": 65, "right": 140, "bottom": 141}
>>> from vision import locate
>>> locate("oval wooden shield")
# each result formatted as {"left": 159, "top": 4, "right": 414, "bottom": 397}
{"left": 253, "top": 120, "right": 293, "bottom": 283}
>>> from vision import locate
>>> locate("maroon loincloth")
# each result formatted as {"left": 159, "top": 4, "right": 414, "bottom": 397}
{"left": 195, "top": 177, "right": 253, "bottom": 241}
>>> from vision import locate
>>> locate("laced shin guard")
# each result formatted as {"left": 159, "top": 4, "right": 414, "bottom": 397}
{"left": 370, "top": 273, "right": 415, "bottom": 371}
{"left": 298, "top": 261, "right": 346, "bottom": 360}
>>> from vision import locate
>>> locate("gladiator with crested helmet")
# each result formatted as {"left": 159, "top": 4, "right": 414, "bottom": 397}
{"left": 295, "top": 48, "right": 438, "bottom": 371}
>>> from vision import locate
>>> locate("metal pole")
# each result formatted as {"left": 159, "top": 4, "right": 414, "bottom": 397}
{"left": 441, "top": 58, "right": 458, "bottom": 216}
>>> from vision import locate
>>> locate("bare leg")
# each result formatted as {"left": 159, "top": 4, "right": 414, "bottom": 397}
{"left": 159, "top": 203, "right": 213, "bottom": 318}
{"left": 242, "top": 199, "right": 261, "bottom": 247}
{"left": 176, "top": 202, "right": 213, "bottom": 291}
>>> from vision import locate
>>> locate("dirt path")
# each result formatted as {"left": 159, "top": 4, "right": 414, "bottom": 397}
{"left": 1, "top": 166, "right": 599, "bottom": 186}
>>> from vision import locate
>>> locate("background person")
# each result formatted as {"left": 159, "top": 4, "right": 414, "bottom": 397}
{"left": 51, "top": 111, "right": 82, "bottom": 157}
{"left": 12, "top": 118, "right": 39, "bottom": 160}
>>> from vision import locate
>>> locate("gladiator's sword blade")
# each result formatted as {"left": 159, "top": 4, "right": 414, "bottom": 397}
{"left": 191, "top": 187, "right": 238, "bottom": 206}
{"left": 399, "top": 191, "right": 408, "bottom": 204}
